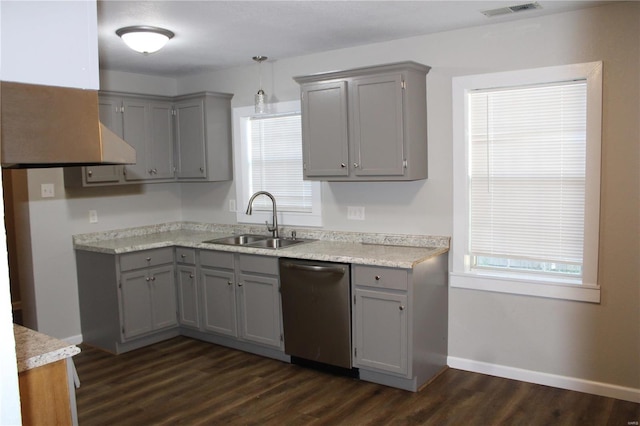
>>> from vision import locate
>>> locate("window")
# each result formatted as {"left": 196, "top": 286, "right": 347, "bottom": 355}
{"left": 451, "top": 62, "right": 602, "bottom": 302}
{"left": 233, "top": 101, "right": 322, "bottom": 227}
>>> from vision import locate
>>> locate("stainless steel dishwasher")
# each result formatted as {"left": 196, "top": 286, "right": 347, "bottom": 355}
{"left": 279, "top": 258, "right": 355, "bottom": 373}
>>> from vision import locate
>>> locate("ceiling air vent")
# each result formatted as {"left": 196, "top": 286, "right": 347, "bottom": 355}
{"left": 481, "top": 2, "right": 542, "bottom": 17}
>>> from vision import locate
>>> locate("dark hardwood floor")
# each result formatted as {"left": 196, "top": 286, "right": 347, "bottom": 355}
{"left": 74, "top": 336, "right": 639, "bottom": 425}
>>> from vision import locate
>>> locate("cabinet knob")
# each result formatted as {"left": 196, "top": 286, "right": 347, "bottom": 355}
{"left": 227, "top": 281, "right": 233, "bottom": 286}
{"left": 375, "top": 275, "right": 381, "bottom": 281}
{"left": 189, "top": 273, "right": 194, "bottom": 279}
{"left": 199, "top": 167, "right": 204, "bottom": 173}
{"left": 353, "top": 162, "right": 359, "bottom": 168}
{"left": 340, "top": 163, "right": 346, "bottom": 168}
{"left": 238, "top": 282, "right": 243, "bottom": 287}
{"left": 152, "top": 168, "right": 158, "bottom": 175}
{"left": 151, "top": 276, "right": 156, "bottom": 281}
{"left": 146, "top": 257, "right": 151, "bottom": 262}
{"left": 87, "top": 170, "right": 93, "bottom": 177}
{"left": 146, "top": 277, "right": 150, "bottom": 282}
{"left": 399, "top": 305, "right": 405, "bottom": 311}
{"left": 181, "top": 254, "right": 186, "bottom": 258}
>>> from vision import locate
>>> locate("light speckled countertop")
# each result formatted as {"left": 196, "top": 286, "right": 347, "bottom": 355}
{"left": 73, "top": 222, "right": 449, "bottom": 269}
{"left": 14, "top": 324, "right": 80, "bottom": 373}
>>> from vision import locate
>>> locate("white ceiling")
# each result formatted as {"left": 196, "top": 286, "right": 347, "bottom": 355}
{"left": 98, "top": 0, "right": 610, "bottom": 78}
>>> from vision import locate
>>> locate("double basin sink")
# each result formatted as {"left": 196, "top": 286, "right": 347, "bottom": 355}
{"left": 202, "top": 234, "right": 311, "bottom": 249}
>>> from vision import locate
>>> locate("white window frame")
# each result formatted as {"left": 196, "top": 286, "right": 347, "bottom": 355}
{"left": 233, "top": 100, "right": 322, "bottom": 227}
{"left": 451, "top": 62, "right": 602, "bottom": 303}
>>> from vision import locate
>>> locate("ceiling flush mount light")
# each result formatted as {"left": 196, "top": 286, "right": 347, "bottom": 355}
{"left": 116, "top": 26, "right": 175, "bottom": 55}
{"left": 253, "top": 56, "right": 268, "bottom": 114}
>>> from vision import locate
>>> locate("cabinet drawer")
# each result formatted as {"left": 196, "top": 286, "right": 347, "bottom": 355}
{"left": 175, "top": 247, "right": 196, "bottom": 265}
{"left": 238, "top": 254, "right": 279, "bottom": 275}
{"left": 119, "top": 248, "right": 174, "bottom": 271}
{"left": 200, "top": 250, "right": 234, "bottom": 270}
{"left": 353, "top": 265, "right": 408, "bottom": 290}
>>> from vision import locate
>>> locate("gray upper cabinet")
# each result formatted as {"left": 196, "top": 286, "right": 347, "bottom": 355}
{"left": 294, "top": 61, "right": 430, "bottom": 181}
{"left": 64, "top": 90, "right": 233, "bottom": 187}
{"left": 174, "top": 92, "right": 234, "bottom": 182}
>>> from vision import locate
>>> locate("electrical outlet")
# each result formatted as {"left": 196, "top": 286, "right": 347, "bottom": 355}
{"left": 347, "top": 206, "right": 365, "bottom": 220}
{"left": 41, "top": 183, "right": 55, "bottom": 198}
{"left": 229, "top": 199, "right": 236, "bottom": 212}
{"left": 89, "top": 210, "right": 98, "bottom": 223}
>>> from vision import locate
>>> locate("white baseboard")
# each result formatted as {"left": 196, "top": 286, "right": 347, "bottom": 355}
{"left": 64, "top": 334, "right": 83, "bottom": 346}
{"left": 448, "top": 356, "right": 640, "bottom": 404}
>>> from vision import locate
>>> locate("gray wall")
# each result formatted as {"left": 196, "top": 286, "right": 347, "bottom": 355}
{"left": 20, "top": 2, "right": 639, "bottom": 394}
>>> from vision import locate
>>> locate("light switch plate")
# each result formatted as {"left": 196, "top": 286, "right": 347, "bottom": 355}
{"left": 347, "top": 206, "right": 365, "bottom": 220}
{"left": 89, "top": 210, "right": 98, "bottom": 223}
{"left": 229, "top": 199, "right": 236, "bottom": 212}
{"left": 41, "top": 183, "right": 55, "bottom": 198}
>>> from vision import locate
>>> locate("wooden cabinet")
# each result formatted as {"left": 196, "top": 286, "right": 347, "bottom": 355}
{"left": 199, "top": 250, "right": 282, "bottom": 349}
{"left": 174, "top": 92, "right": 233, "bottom": 182}
{"left": 294, "top": 61, "right": 430, "bottom": 181}
{"left": 76, "top": 248, "right": 179, "bottom": 354}
{"left": 65, "top": 90, "right": 233, "bottom": 187}
{"left": 175, "top": 248, "right": 200, "bottom": 330}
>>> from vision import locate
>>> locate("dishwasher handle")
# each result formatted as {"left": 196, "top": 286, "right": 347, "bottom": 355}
{"left": 281, "top": 262, "right": 346, "bottom": 275}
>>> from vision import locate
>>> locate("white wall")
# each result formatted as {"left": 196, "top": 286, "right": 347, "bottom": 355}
{"left": 176, "top": 2, "right": 639, "bottom": 396}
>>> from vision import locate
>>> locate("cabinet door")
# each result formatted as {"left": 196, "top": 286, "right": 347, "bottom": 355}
{"left": 148, "top": 101, "right": 174, "bottom": 179}
{"left": 301, "top": 81, "right": 350, "bottom": 178}
{"left": 120, "top": 270, "right": 153, "bottom": 340}
{"left": 237, "top": 273, "right": 282, "bottom": 348}
{"left": 87, "top": 96, "right": 123, "bottom": 183}
{"left": 350, "top": 74, "right": 405, "bottom": 177}
{"left": 122, "top": 99, "right": 150, "bottom": 181}
{"left": 174, "top": 99, "right": 207, "bottom": 179}
{"left": 201, "top": 268, "right": 237, "bottom": 337}
{"left": 176, "top": 265, "right": 199, "bottom": 329}
{"left": 149, "top": 265, "right": 178, "bottom": 330}
{"left": 354, "top": 288, "right": 408, "bottom": 376}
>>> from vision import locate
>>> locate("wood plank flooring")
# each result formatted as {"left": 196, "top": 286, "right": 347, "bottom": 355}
{"left": 74, "top": 336, "right": 639, "bottom": 425}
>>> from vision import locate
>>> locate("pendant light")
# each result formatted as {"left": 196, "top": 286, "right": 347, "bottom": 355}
{"left": 253, "top": 56, "right": 268, "bottom": 114}
{"left": 116, "top": 26, "right": 175, "bottom": 55}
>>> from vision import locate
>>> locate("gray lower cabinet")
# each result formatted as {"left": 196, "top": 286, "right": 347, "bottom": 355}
{"left": 76, "top": 247, "right": 180, "bottom": 354}
{"left": 199, "top": 250, "right": 283, "bottom": 350}
{"left": 175, "top": 248, "right": 199, "bottom": 329}
{"left": 294, "top": 61, "right": 430, "bottom": 181}
{"left": 352, "top": 254, "right": 448, "bottom": 391}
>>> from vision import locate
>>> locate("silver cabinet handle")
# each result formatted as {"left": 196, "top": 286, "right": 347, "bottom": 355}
{"left": 399, "top": 305, "right": 405, "bottom": 311}
{"left": 281, "top": 262, "right": 346, "bottom": 275}
{"left": 375, "top": 275, "right": 381, "bottom": 281}
{"left": 151, "top": 276, "right": 156, "bottom": 281}
{"left": 353, "top": 162, "right": 359, "bottom": 168}
{"left": 227, "top": 281, "right": 233, "bottom": 286}
{"left": 340, "top": 163, "right": 346, "bottom": 168}
{"left": 189, "top": 273, "right": 194, "bottom": 279}
{"left": 199, "top": 167, "right": 204, "bottom": 172}
{"left": 146, "top": 257, "right": 151, "bottom": 262}
{"left": 87, "top": 170, "right": 93, "bottom": 177}
{"left": 146, "top": 277, "right": 150, "bottom": 282}
{"left": 238, "top": 282, "right": 243, "bottom": 287}
{"left": 181, "top": 254, "right": 186, "bottom": 259}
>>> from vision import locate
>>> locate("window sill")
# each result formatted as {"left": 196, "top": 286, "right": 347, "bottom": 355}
{"left": 449, "top": 272, "right": 600, "bottom": 303}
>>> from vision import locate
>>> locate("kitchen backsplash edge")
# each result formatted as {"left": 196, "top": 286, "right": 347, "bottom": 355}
{"left": 73, "top": 221, "right": 450, "bottom": 249}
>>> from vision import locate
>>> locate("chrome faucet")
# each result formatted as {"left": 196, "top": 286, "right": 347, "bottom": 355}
{"left": 245, "top": 191, "right": 279, "bottom": 238}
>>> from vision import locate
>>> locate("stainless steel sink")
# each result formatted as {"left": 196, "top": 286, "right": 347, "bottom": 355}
{"left": 203, "top": 234, "right": 312, "bottom": 249}
{"left": 202, "top": 234, "right": 268, "bottom": 245}
{"left": 245, "top": 238, "right": 308, "bottom": 249}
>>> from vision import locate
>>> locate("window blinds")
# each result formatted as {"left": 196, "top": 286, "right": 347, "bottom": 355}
{"left": 248, "top": 113, "right": 312, "bottom": 212}
{"left": 468, "top": 81, "right": 587, "bottom": 273}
